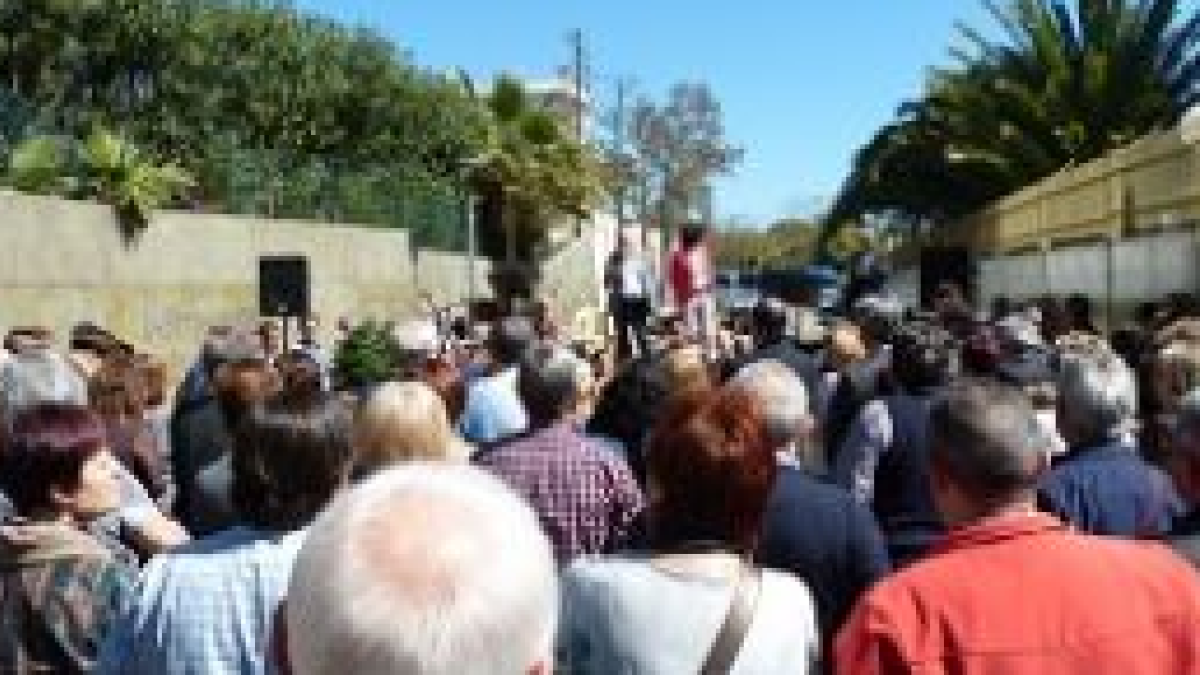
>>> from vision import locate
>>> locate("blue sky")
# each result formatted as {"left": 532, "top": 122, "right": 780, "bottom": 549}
{"left": 293, "top": 1, "right": 1187, "bottom": 225}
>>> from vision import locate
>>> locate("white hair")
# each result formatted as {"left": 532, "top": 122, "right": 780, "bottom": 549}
{"left": 1173, "top": 389, "right": 1200, "bottom": 455}
{"left": 287, "top": 464, "right": 557, "bottom": 675}
{"left": 730, "top": 360, "right": 814, "bottom": 463}
{"left": 1056, "top": 340, "right": 1137, "bottom": 443}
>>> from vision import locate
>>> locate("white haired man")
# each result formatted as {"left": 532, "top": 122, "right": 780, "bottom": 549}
{"left": 1038, "top": 334, "right": 1181, "bottom": 537}
{"left": 731, "top": 360, "right": 890, "bottom": 643}
{"left": 281, "top": 464, "right": 557, "bottom": 675}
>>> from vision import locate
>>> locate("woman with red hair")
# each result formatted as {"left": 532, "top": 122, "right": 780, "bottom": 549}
{"left": 558, "top": 388, "right": 819, "bottom": 673}
{"left": 0, "top": 403, "right": 136, "bottom": 674}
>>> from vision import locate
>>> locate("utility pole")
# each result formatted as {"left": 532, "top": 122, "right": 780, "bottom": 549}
{"left": 570, "top": 29, "right": 587, "bottom": 143}
{"left": 614, "top": 77, "right": 635, "bottom": 226}
{"left": 568, "top": 29, "right": 588, "bottom": 237}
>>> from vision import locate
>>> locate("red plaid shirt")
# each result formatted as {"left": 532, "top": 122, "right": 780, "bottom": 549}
{"left": 476, "top": 424, "right": 645, "bottom": 563}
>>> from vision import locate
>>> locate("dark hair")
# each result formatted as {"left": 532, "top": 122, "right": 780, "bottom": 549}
{"left": 852, "top": 295, "right": 903, "bottom": 345}
{"left": 679, "top": 223, "right": 707, "bottom": 249}
{"left": 752, "top": 298, "right": 789, "bottom": 342}
{"left": 89, "top": 355, "right": 148, "bottom": 420}
{"left": 0, "top": 403, "right": 107, "bottom": 516}
{"left": 1065, "top": 294, "right": 1092, "bottom": 321}
{"left": 517, "top": 344, "right": 581, "bottom": 424}
{"left": 645, "top": 388, "right": 777, "bottom": 554}
{"left": 489, "top": 317, "right": 536, "bottom": 366}
{"left": 278, "top": 351, "right": 323, "bottom": 399}
{"left": 892, "top": 323, "right": 955, "bottom": 391}
{"left": 588, "top": 355, "right": 671, "bottom": 484}
{"left": 961, "top": 324, "right": 1002, "bottom": 377}
{"left": 69, "top": 328, "right": 116, "bottom": 356}
{"left": 930, "top": 378, "right": 1044, "bottom": 503}
{"left": 990, "top": 296, "right": 1015, "bottom": 321}
{"left": 232, "top": 392, "right": 352, "bottom": 531}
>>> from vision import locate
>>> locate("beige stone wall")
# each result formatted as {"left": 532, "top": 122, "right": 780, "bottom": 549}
{"left": 957, "top": 119, "right": 1200, "bottom": 253}
{"left": 0, "top": 192, "right": 613, "bottom": 377}
{"left": 412, "top": 250, "right": 492, "bottom": 306}
{"left": 0, "top": 193, "right": 418, "bottom": 374}
{"left": 894, "top": 118, "right": 1200, "bottom": 321}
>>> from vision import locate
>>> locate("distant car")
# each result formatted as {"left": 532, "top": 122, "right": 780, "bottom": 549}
{"left": 757, "top": 266, "right": 845, "bottom": 315}
{"left": 715, "top": 270, "right": 760, "bottom": 319}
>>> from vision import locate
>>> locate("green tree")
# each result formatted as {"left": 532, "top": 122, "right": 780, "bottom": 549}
{"left": 827, "top": 0, "right": 1200, "bottom": 245}
{"left": 0, "top": 0, "right": 490, "bottom": 240}
{"left": 458, "top": 74, "right": 606, "bottom": 255}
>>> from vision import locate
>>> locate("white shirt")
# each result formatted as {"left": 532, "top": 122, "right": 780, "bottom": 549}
{"left": 560, "top": 555, "right": 819, "bottom": 674}
{"left": 617, "top": 256, "right": 650, "bottom": 299}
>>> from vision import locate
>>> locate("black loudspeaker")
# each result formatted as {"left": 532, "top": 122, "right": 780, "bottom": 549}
{"left": 259, "top": 256, "right": 310, "bottom": 317}
{"left": 919, "top": 247, "right": 977, "bottom": 308}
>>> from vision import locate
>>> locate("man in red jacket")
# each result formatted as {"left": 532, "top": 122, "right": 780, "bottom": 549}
{"left": 836, "top": 378, "right": 1200, "bottom": 675}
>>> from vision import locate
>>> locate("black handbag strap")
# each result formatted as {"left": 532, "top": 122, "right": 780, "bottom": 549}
{"left": 699, "top": 562, "right": 762, "bottom": 675}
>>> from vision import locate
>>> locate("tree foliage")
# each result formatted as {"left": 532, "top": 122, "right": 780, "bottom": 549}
{"left": 828, "top": 0, "right": 1200, "bottom": 238}
{"left": 9, "top": 128, "right": 194, "bottom": 238}
{"left": 622, "top": 82, "right": 743, "bottom": 229}
{"left": 456, "top": 73, "right": 607, "bottom": 272}
{"left": 714, "top": 218, "right": 818, "bottom": 269}
{"left": 0, "top": 0, "right": 603, "bottom": 246}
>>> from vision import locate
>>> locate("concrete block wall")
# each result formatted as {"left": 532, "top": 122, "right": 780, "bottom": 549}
{"left": 0, "top": 193, "right": 416, "bottom": 373}
{"left": 412, "top": 250, "right": 492, "bottom": 306}
{"left": 0, "top": 192, "right": 609, "bottom": 375}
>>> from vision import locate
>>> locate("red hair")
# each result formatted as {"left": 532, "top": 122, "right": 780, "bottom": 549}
{"left": 646, "top": 387, "right": 777, "bottom": 554}
{"left": 1, "top": 403, "right": 106, "bottom": 515}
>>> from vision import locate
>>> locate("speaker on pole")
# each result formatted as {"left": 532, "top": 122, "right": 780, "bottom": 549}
{"left": 259, "top": 256, "right": 310, "bottom": 318}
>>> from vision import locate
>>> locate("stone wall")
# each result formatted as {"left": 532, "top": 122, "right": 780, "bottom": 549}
{"left": 0, "top": 193, "right": 418, "bottom": 373}
{"left": 412, "top": 249, "right": 492, "bottom": 306}
{"left": 953, "top": 117, "right": 1200, "bottom": 253}
{"left": 891, "top": 117, "right": 1200, "bottom": 323}
{"left": 0, "top": 192, "right": 612, "bottom": 376}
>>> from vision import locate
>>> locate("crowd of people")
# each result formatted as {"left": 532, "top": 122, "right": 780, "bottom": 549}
{"left": 3, "top": 274, "right": 1200, "bottom": 674}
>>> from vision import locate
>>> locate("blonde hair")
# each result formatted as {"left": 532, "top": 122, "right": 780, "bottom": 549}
{"left": 352, "top": 382, "right": 469, "bottom": 477}
{"left": 662, "top": 345, "right": 711, "bottom": 397}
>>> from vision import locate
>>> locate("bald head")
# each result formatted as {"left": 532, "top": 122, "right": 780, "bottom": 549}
{"left": 286, "top": 464, "right": 557, "bottom": 675}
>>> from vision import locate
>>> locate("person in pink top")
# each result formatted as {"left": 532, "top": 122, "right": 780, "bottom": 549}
{"left": 667, "top": 223, "right": 715, "bottom": 355}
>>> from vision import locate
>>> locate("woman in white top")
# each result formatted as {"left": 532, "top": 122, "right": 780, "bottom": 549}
{"left": 559, "top": 387, "right": 820, "bottom": 674}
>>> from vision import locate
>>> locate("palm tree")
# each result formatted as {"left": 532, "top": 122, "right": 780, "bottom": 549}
{"left": 827, "top": 0, "right": 1200, "bottom": 242}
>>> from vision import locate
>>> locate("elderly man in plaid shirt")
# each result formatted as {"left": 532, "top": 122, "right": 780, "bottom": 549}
{"left": 476, "top": 344, "right": 644, "bottom": 564}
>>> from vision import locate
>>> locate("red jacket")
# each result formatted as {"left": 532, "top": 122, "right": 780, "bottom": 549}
{"left": 835, "top": 512, "right": 1200, "bottom": 675}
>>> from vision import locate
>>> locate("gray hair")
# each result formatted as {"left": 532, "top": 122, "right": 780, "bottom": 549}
{"left": 287, "top": 464, "right": 558, "bottom": 675}
{"left": 730, "top": 360, "right": 810, "bottom": 450}
{"left": 393, "top": 320, "right": 440, "bottom": 378}
{"left": 0, "top": 348, "right": 87, "bottom": 417}
{"left": 1055, "top": 337, "right": 1138, "bottom": 443}
{"left": 1172, "top": 388, "right": 1200, "bottom": 454}
{"left": 518, "top": 344, "right": 590, "bottom": 423}
{"left": 931, "top": 378, "right": 1047, "bottom": 501}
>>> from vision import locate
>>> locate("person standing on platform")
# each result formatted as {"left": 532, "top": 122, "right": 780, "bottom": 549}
{"left": 668, "top": 223, "right": 715, "bottom": 357}
{"left": 605, "top": 234, "right": 653, "bottom": 361}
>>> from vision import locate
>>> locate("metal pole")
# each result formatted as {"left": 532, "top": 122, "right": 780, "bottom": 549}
{"left": 572, "top": 29, "right": 586, "bottom": 143}
{"left": 466, "top": 193, "right": 477, "bottom": 307}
